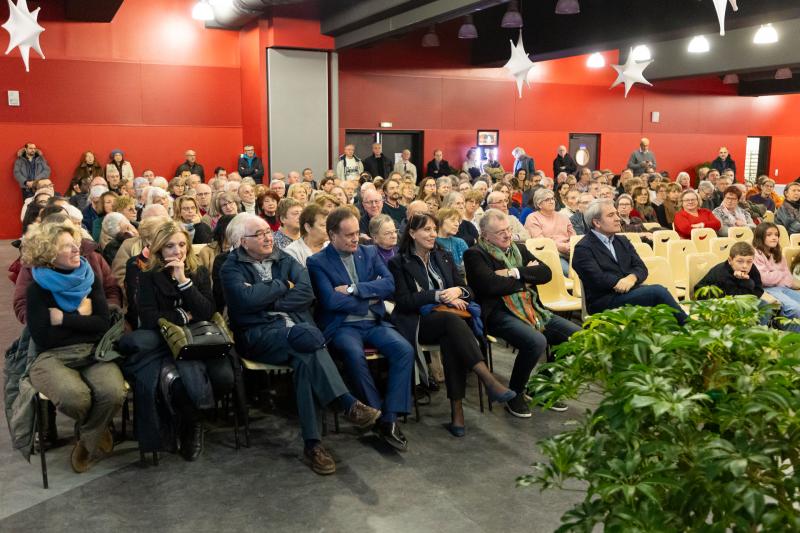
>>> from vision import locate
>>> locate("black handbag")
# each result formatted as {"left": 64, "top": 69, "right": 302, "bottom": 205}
{"left": 158, "top": 312, "right": 234, "bottom": 360}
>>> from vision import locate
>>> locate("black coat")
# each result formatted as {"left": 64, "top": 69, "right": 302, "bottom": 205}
{"left": 695, "top": 261, "right": 763, "bottom": 298}
{"left": 211, "top": 250, "right": 230, "bottom": 313}
{"left": 572, "top": 231, "right": 648, "bottom": 314}
{"left": 553, "top": 154, "right": 577, "bottom": 177}
{"left": 191, "top": 222, "right": 213, "bottom": 245}
{"left": 363, "top": 154, "right": 393, "bottom": 179}
{"left": 425, "top": 159, "right": 451, "bottom": 179}
{"left": 136, "top": 267, "right": 215, "bottom": 330}
{"left": 463, "top": 244, "right": 551, "bottom": 322}
{"left": 238, "top": 155, "right": 265, "bottom": 184}
{"left": 711, "top": 156, "right": 737, "bottom": 179}
{"left": 456, "top": 220, "right": 479, "bottom": 247}
{"left": 174, "top": 161, "right": 205, "bottom": 181}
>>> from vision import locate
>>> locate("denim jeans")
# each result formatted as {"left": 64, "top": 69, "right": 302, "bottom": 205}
{"left": 764, "top": 286, "right": 800, "bottom": 332}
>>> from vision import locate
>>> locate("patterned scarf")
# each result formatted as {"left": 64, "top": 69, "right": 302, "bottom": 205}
{"left": 478, "top": 237, "right": 552, "bottom": 330}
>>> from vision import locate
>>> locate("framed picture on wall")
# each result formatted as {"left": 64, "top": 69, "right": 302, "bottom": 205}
{"left": 477, "top": 130, "right": 499, "bottom": 147}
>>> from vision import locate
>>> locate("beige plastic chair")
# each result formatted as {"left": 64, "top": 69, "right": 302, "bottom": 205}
{"left": 532, "top": 249, "right": 581, "bottom": 313}
{"left": 790, "top": 233, "right": 800, "bottom": 248}
{"left": 764, "top": 210, "right": 775, "bottom": 223}
{"left": 784, "top": 246, "right": 800, "bottom": 270}
{"left": 618, "top": 232, "right": 642, "bottom": 244}
{"left": 777, "top": 224, "right": 790, "bottom": 249}
{"left": 691, "top": 227, "right": 717, "bottom": 253}
{"left": 568, "top": 235, "right": 584, "bottom": 297}
{"left": 709, "top": 237, "right": 735, "bottom": 262}
{"left": 666, "top": 239, "right": 697, "bottom": 290}
{"left": 632, "top": 241, "right": 654, "bottom": 258}
{"left": 727, "top": 226, "right": 753, "bottom": 244}
{"left": 685, "top": 252, "right": 718, "bottom": 300}
{"left": 652, "top": 229, "right": 680, "bottom": 258}
{"left": 643, "top": 222, "right": 662, "bottom": 231}
{"left": 642, "top": 256, "right": 685, "bottom": 301}
{"left": 526, "top": 238, "right": 573, "bottom": 291}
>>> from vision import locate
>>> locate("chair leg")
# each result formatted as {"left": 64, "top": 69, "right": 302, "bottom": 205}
{"left": 478, "top": 379, "right": 485, "bottom": 414}
{"left": 233, "top": 393, "right": 241, "bottom": 451}
{"left": 34, "top": 396, "right": 49, "bottom": 489}
{"left": 333, "top": 409, "right": 340, "bottom": 434}
{"left": 121, "top": 397, "right": 129, "bottom": 441}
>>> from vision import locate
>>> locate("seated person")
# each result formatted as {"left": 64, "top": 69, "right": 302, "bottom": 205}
{"left": 23, "top": 220, "right": 125, "bottom": 473}
{"left": 283, "top": 203, "right": 329, "bottom": 267}
{"left": 752, "top": 223, "right": 800, "bottom": 331}
{"left": 524, "top": 188, "right": 575, "bottom": 275}
{"left": 119, "top": 220, "right": 233, "bottom": 461}
{"left": 748, "top": 177, "right": 778, "bottom": 212}
{"left": 435, "top": 208, "right": 469, "bottom": 273}
{"left": 369, "top": 214, "right": 398, "bottom": 265}
{"left": 221, "top": 213, "right": 380, "bottom": 475}
{"left": 616, "top": 194, "right": 654, "bottom": 244}
{"left": 776, "top": 182, "right": 800, "bottom": 235}
{"left": 712, "top": 186, "right": 756, "bottom": 237}
{"left": 570, "top": 193, "right": 594, "bottom": 235}
{"left": 485, "top": 191, "right": 528, "bottom": 242}
{"left": 673, "top": 190, "right": 721, "bottom": 239}
{"left": 573, "top": 200, "right": 687, "bottom": 324}
{"left": 307, "top": 208, "right": 415, "bottom": 452}
{"left": 463, "top": 209, "right": 580, "bottom": 418}
{"left": 389, "top": 214, "right": 515, "bottom": 436}
{"left": 696, "top": 242, "right": 764, "bottom": 298}
{"left": 174, "top": 196, "right": 213, "bottom": 244}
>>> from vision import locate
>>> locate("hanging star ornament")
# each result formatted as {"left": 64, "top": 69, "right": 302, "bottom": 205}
{"left": 610, "top": 48, "right": 653, "bottom": 98}
{"left": 713, "top": 0, "right": 739, "bottom": 36}
{"left": 2, "top": 0, "right": 45, "bottom": 72}
{"left": 502, "top": 31, "right": 535, "bottom": 98}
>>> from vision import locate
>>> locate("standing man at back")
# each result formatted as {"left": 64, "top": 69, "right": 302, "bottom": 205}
{"left": 394, "top": 149, "right": 417, "bottom": 182}
{"left": 512, "top": 147, "right": 535, "bottom": 177}
{"left": 238, "top": 145, "right": 265, "bottom": 184}
{"left": 363, "top": 143, "right": 393, "bottom": 180}
{"left": 175, "top": 149, "right": 205, "bottom": 181}
{"left": 627, "top": 138, "right": 656, "bottom": 175}
{"left": 14, "top": 142, "right": 50, "bottom": 200}
{"left": 336, "top": 144, "right": 364, "bottom": 181}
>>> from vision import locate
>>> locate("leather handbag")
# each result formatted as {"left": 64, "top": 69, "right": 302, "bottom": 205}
{"left": 158, "top": 312, "right": 233, "bottom": 361}
{"left": 432, "top": 304, "right": 471, "bottom": 319}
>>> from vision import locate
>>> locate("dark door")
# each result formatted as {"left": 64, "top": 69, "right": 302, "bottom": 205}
{"left": 569, "top": 133, "right": 601, "bottom": 173}
{"left": 344, "top": 131, "right": 378, "bottom": 161}
{"left": 380, "top": 131, "right": 423, "bottom": 180}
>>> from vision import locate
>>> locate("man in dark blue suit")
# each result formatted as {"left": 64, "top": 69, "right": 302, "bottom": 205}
{"left": 573, "top": 199, "right": 687, "bottom": 324}
{"left": 307, "top": 207, "right": 414, "bottom": 451}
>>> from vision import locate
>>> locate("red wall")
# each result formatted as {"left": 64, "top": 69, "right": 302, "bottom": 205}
{"left": 338, "top": 27, "right": 800, "bottom": 185}
{"left": 0, "top": 0, "right": 244, "bottom": 238}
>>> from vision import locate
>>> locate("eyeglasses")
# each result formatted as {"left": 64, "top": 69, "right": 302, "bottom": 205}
{"left": 489, "top": 227, "right": 513, "bottom": 237}
{"left": 244, "top": 230, "right": 273, "bottom": 240}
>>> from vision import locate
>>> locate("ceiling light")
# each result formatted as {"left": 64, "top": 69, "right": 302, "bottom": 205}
{"left": 753, "top": 23, "right": 778, "bottom": 44}
{"left": 555, "top": 0, "right": 580, "bottom": 15}
{"left": 458, "top": 15, "right": 478, "bottom": 39}
{"left": 688, "top": 36, "right": 710, "bottom": 53}
{"left": 722, "top": 73, "right": 739, "bottom": 84}
{"left": 421, "top": 25, "right": 440, "bottom": 47}
{"left": 191, "top": 0, "right": 214, "bottom": 21}
{"left": 586, "top": 52, "right": 605, "bottom": 68}
{"left": 501, "top": 0, "right": 523, "bottom": 29}
{"left": 775, "top": 68, "right": 793, "bottom": 80}
{"left": 630, "top": 45, "right": 651, "bottom": 61}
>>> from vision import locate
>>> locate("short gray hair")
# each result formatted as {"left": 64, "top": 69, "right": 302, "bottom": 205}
{"left": 368, "top": 214, "right": 394, "bottom": 239}
{"left": 151, "top": 176, "right": 168, "bottom": 190}
{"left": 226, "top": 212, "right": 260, "bottom": 249}
{"left": 698, "top": 180, "right": 714, "bottom": 193}
{"left": 479, "top": 208, "right": 507, "bottom": 235}
{"left": 584, "top": 199, "right": 614, "bottom": 229}
{"left": 441, "top": 191, "right": 464, "bottom": 209}
{"left": 436, "top": 176, "right": 451, "bottom": 188}
{"left": 532, "top": 188, "right": 555, "bottom": 208}
{"left": 102, "top": 212, "right": 128, "bottom": 237}
{"left": 141, "top": 203, "right": 168, "bottom": 219}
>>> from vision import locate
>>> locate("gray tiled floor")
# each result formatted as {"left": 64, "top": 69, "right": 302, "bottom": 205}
{"left": 0, "top": 240, "right": 591, "bottom": 532}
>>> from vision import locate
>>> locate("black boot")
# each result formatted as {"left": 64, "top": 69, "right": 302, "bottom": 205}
{"left": 180, "top": 421, "right": 204, "bottom": 462}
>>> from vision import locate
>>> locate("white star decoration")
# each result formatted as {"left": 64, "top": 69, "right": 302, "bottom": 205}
{"left": 2, "top": 0, "right": 45, "bottom": 72}
{"left": 610, "top": 48, "right": 653, "bottom": 98}
{"left": 713, "top": 0, "right": 739, "bottom": 36}
{"left": 503, "top": 31, "right": 535, "bottom": 98}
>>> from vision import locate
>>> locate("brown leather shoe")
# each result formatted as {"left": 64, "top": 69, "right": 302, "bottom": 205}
{"left": 97, "top": 428, "right": 114, "bottom": 456}
{"left": 70, "top": 440, "right": 96, "bottom": 473}
{"left": 304, "top": 444, "right": 336, "bottom": 475}
{"left": 344, "top": 401, "right": 381, "bottom": 429}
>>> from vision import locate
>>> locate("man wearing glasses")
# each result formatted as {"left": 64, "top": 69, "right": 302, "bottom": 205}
{"left": 238, "top": 145, "right": 265, "bottom": 184}
{"left": 358, "top": 188, "right": 385, "bottom": 236}
{"left": 174, "top": 149, "right": 205, "bottom": 182}
{"left": 222, "top": 213, "right": 381, "bottom": 475}
{"left": 485, "top": 191, "right": 528, "bottom": 241}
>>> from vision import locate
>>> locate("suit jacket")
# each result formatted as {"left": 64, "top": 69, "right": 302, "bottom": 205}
{"left": 462, "top": 244, "right": 551, "bottom": 323}
{"left": 513, "top": 155, "right": 535, "bottom": 177}
{"left": 307, "top": 244, "right": 395, "bottom": 339}
{"left": 572, "top": 231, "right": 648, "bottom": 314}
{"left": 425, "top": 159, "right": 451, "bottom": 179}
{"left": 363, "top": 154, "right": 393, "bottom": 179}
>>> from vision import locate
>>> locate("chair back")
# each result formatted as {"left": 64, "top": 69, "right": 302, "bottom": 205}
{"left": 728, "top": 226, "right": 754, "bottom": 244}
{"left": 632, "top": 241, "right": 654, "bottom": 258}
{"left": 690, "top": 227, "right": 717, "bottom": 253}
{"left": 764, "top": 210, "right": 775, "bottom": 223}
{"left": 618, "top": 232, "right": 642, "bottom": 244}
{"left": 777, "top": 224, "right": 790, "bottom": 249}
{"left": 568, "top": 235, "right": 583, "bottom": 297}
{"left": 709, "top": 237, "right": 735, "bottom": 262}
{"left": 789, "top": 233, "right": 800, "bottom": 248}
{"left": 652, "top": 229, "right": 680, "bottom": 257}
{"left": 642, "top": 222, "right": 662, "bottom": 231}
{"left": 642, "top": 256, "right": 681, "bottom": 300}
{"left": 685, "top": 252, "right": 718, "bottom": 300}
{"left": 666, "top": 239, "right": 697, "bottom": 288}
{"left": 534, "top": 249, "right": 581, "bottom": 312}
{"left": 784, "top": 246, "right": 800, "bottom": 271}
{"left": 525, "top": 238, "right": 558, "bottom": 256}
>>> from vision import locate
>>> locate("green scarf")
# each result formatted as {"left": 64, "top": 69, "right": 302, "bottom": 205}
{"left": 478, "top": 237, "right": 552, "bottom": 330}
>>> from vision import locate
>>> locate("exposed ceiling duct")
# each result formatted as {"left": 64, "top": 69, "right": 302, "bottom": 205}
{"left": 207, "top": 0, "right": 305, "bottom": 29}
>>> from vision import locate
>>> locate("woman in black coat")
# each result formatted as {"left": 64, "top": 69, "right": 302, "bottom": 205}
{"left": 119, "top": 220, "right": 232, "bottom": 460}
{"left": 388, "top": 214, "right": 515, "bottom": 437}
{"left": 174, "top": 196, "right": 213, "bottom": 244}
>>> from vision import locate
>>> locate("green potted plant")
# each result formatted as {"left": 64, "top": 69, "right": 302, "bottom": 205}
{"left": 519, "top": 296, "right": 800, "bottom": 531}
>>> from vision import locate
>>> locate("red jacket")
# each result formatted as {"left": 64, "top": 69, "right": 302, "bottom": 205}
{"left": 673, "top": 208, "right": 721, "bottom": 239}
{"left": 14, "top": 239, "right": 123, "bottom": 324}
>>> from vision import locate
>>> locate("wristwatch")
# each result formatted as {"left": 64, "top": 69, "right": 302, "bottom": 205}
{"left": 346, "top": 285, "right": 355, "bottom": 295}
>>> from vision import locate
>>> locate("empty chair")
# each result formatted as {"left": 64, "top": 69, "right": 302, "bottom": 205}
{"left": 777, "top": 224, "right": 790, "bottom": 249}
{"left": 690, "top": 227, "right": 717, "bottom": 253}
{"left": 652, "top": 229, "right": 680, "bottom": 257}
{"left": 784, "top": 246, "right": 800, "bottom": 270}
{"left": 618, "top": 232, "right": 642, "bottom": 244}
{"left": 533, "top": 249, "right": 582, "bottom": 313}
{"left": 709, "top": 237, "right": 735, "bottom": 262}
{"left": 764, "top": 210, "right": 775, "bottom": 223}
{"left": 790, "top": 233, "right": 800, "bottom": 248}
{"left": 666, "top": 239, "right": 697, "bottom": 290}
{"left": 632, "top": 241, "right": 654, "bottom": 258}
{"left": 685, "top": 252, "right": 718, "bottom": 300}
{"left": 641, "top": 255, "right": 685, "bottom": 301}
{"left": 728, "top": 226, "right": 753, "bottom": 244}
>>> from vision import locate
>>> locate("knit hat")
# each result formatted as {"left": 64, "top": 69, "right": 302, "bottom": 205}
{"left": 110, "top": 149, "right": 124, "bottom": 158}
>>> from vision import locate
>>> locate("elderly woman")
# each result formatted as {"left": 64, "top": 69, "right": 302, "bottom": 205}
{"left": 617, "top": 194, "right": 653, "bottom": 242}
{"left": 423, "top": 193, "right": 441, "bottom": 214}
{"left": 91, "top": 191, "right": 120, "bottom": 242}
{"left": 119, "top": 220, "right": 233, "bottom": 460}
{"left": 388, "top": 213, "right": 515, "bottom": 436}
{"left": 237, "top": 182, "right": 257, "bottom": 214}
{"left": 286, "top": 183, "right": 308, "bottom": 207}
{"left": 273, "top": 198, "right": 303, "bottom": 249}
{"left": 400, "top": 182, "right": 416, "bottom": 206}
{"left": 174, "top": 196, "right": 213, "bottom": 244}
{"left": 330, "top": 186, "right": 348, "bottom": 207}
{"left": 257, "top": 189, "right": 281, "bottom": 232}
{"left": 113, "top": 195, "right": 138, "bottom": 225}
{"left": 145, "top": 186, "right": 172, "bottom": 217}
{"left": 524, "top": 188, "right": 575, "bottom": 275}
{"left": 167, "top": 177, "right": 185, "bottom": 199}
{"left": 697, "top": 180, "right": 716, "bottom": 210}
{"left": 442, "top": 191, "right": 478, "bottom": 247}
{"left": 23, "top": 220, "right": 124, "bottom": 473}
{"left": 436, "top": 176, "right": 452, "bottom": 200}
{"left": 368, "top": 214, "right": 398, "bottom": 265}
{"left": 713, "top": 185, "right": 756, "bottom": 237}
{"left": 284, "top": 203, "right": 329, "bottom": 267}
{"left": 106, "top": 150, "right": 134, "bottom": 184}
{"left": 436, "top": 208, "right": 469, "bottom": 273}
{"left": 676, "top": 172, "right": 692, "bottom": 191}
{"left": 464, "top": 189, "right": 484, "bottom": 230}
{"left": 673, "top": 189, "right": 721, "bottom": 239}
{"left": 654, "top": 182, "right": 681, "bottom": 228}
{"left": 749, "top": 177, "right": 778, "bottom": 212}
{"left": 100, "top": 212, "right": 138, "bottom": 266}
{"left": 206, "top": 191, "right": 239, "bottom": 229}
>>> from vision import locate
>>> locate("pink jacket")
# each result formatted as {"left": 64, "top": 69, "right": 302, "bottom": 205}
{"left": 754, "top": 250, "right": 794, "bottom": 288}
{"left": 524, "top": 210, "right": 575, "bottom": 254}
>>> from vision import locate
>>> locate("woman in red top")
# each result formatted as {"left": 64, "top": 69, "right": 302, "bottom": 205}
{"left": 673, "top": 189, "right": 721, "bottom": 239}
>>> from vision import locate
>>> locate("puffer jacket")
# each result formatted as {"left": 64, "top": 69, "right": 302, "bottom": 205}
{"left": 13, "top": 148, "right": 50, "bottom": 188}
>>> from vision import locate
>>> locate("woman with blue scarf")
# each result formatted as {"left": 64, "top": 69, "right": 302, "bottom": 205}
{"left": 23, "top": 221, "right": 124, "bottom": 473}
{"left": 388, "top": 214, "right": 516, "bottom": 437}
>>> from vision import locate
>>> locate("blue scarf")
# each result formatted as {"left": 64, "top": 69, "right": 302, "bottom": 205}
{"left": 32, "top": 257, "right": 95, "bottom": 312}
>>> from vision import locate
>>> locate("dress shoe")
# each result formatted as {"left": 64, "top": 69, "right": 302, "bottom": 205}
{"left": 344, "top": 401, "right": 381, "bottom": 429}
{"left": 376, "top": 421, "right": 408, "bottom": 451}
{"left": 70, "top": 440, "right": 95, "bottom": 473}
{"left": 488, "top": 388, "right": 517, "bottom": 404}
{"left": 447, "top": 424, "right": 466, "bottom": 438}
{"left": 305, "top": 444, "right": 336, "bottom": 475}
{"left": 180, "top": 421, "right": 204, "bottom": 462}
{"left": 97, "top": 427, "right": 115, "bottom": 456}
